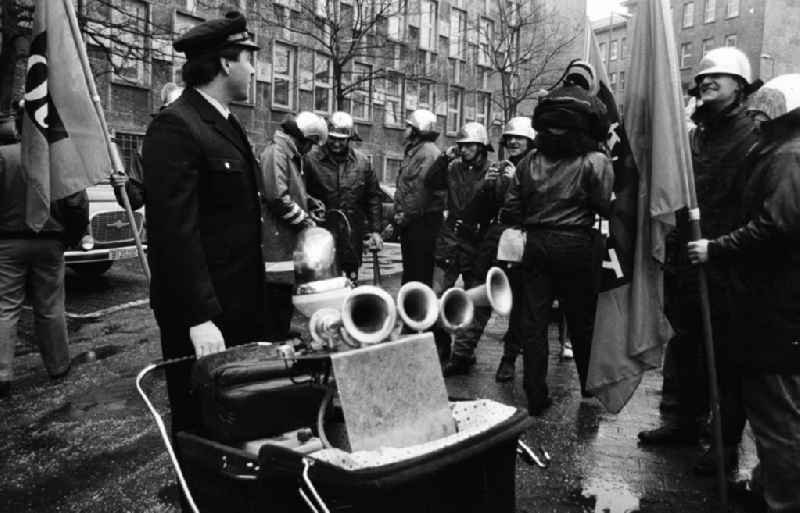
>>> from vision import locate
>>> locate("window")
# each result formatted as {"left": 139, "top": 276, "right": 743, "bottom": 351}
{"left": 610, "top": 40, "right": 619, "bottom": 61}
{"left": 599, "top": 42, "right": 607, "bottom": 62}
{"left": 404, "top": 80, "right": 418, "bottom": 120}
{"left": 680, "top": 42, "right": 693, "bottom": 68}
{"left": 348, "top": 63, "right": 372, "bottom": 121}
{"left": 609, "top": 72, "right": 618, "bottom": 92}
{"left": 621, "top": 37, "right": 627, "bottom": 59}
{"left": 172, "top": 13, "right": 201, "bottom": 85}
{"left": 619, "top": 71, "right": 625, "bottom": 93}
{"left": 384, "top": 74, "right": 403, "bottom": 126}
{"left": 386, "top": 0, "right": 405, "bottom": 40}
{"left": 313, "top": 53, "right": 332, "bottom": 113}
{"left": 447, "top": 87, "right": 462, "bottom": 134}
{"left": 475, "top": 92, "right": 490, "bottom": 126}
{"left": 419, "top": 0, "right": 437, "bottom": 51}
{"left": 272, "top": 42, "right": 296, "bottom": 110}
{"left": 419, "top": 81, "right": 435, "bottom": 111}
{"left": 114, "top": 132, "right": 144, "bottom": 174}
{"left": 682, "top": 2, "right": 695, "bottom": 28}
{"left": 725, "top": 33, "right": 737, "bottom": 46}
{"left": 704, "top": 0, "right": 716, "bottom": 22}
{"left": 726, "top": 0, "right": 739, "bottom": 18}
{"left": 449, "top": 8, "right": 466, "bottom": 59}
{"left": 448, "top": 59, "right": 461, "bottom": 84}
{"left": 478, "top": 18, "right": 494, "bottom": 67}
{"left": 383, "top": 156, "right": 403, "bottom": 185}
{"left": 701, "top": 37, "right": 714, "bottom": 56}
{"left": 111, "top": 0, "right": 149, "bottom": 85}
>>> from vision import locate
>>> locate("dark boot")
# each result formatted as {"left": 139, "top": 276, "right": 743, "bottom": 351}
{"left": 693, "top": 445, "right": 738, "bottom": 476}
{"left": 528, "top": 397, "right": 553, "bottom": 417}
{"left": 494, "top": 357, "right": 516, "bottom": 383}
{"left": 637, "top": 423, "right": 699, "bottom": 446}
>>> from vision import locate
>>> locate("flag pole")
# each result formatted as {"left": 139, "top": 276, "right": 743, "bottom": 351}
{"left": 678, "top": 97, "right": 727, "bottom": 509}
{"left": 61, "top": 0, "right": 151, "bottom": 282}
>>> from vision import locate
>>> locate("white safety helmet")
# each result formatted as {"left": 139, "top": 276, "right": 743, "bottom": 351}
{"left": 501, "top": 117, "right": 536, "bottom": 141}
{"left": 694, "top": 47, "right": 753, "bottom": 85}
{"left": 160, "top": 82, "right": 184, "bottom": 107}
{"left": 456, "top": 122, "right": 491, "bottom": 148}
{"left": 747, "top": 74, "right": 800, "bottom": 120}
{"left": 406, "top": 109, "right": 439, "bottom": 137}
{"left": 296, "top": 111, "right": 329, "bottom": 145}
{"left": 328, "top": 111, "right": 357, "bottom": 139}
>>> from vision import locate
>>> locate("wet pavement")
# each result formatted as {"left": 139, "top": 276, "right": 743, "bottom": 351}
{"left": 0, "top": 249, "right": 760, "bottom": 512}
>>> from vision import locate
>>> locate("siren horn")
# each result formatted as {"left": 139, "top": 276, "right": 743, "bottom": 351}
{"left": 340, "top": 285, "right": 397, "bottom": 345}
{"left": 396, "top": 281, "right": 440, "bottom": 332}
{"left": 465, "top": 266, "right": 513, "bottom": 316}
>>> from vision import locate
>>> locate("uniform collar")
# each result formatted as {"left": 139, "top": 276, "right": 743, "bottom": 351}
{"left": 195, "top": 88, "right": 231, "bottom": 119}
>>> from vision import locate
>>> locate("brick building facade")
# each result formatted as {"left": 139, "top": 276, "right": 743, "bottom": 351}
{"left": 1, "top": 0, "right": 583, "bottom": 188}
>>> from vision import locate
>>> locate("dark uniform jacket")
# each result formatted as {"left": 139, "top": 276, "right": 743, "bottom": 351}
{"left": 500, "top": 150, "right": 614, "bottom": 228}
{"left": 708, "top": 108, "right": 800, "bottom": 374}
{"left": 142, "top": 88, "right": 265, "bottom": 343}
{"left": 260, "top": 130, "right": 314, "bottom": 285}
{"left": 0, "top": 142, "right": 88, "bottom": 245}
{"left": 394, "top": 140, "right": 445, "bottom": 222}
{"left": 304, "top": 144, "right": 382, "bottom": 269}
{"left": 426, "top": 153, "right": 492, "bottom": 266}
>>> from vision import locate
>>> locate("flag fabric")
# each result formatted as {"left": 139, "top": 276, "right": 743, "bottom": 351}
{"left": 22, "top": 0, "right": 111, "bottom": 231}
{"left": 585, "top": 0, "right": 690, "bottom": 413}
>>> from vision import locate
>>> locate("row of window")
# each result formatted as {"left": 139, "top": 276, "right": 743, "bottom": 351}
{"left": 679, "top": 33, "right": 738, "bottom": 69}
{"left": 682, "top": 0, "right": 740, "bottom": 29}
{"left": 598, "top": 37, "right": 628, "bottom": 62}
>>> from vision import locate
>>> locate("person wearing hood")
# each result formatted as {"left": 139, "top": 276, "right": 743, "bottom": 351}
{"left": 688, "top": 74, "right": 800, "bottom": 513}
{"left": 260, "top": 111, "right": 328, "bottom": 340}
{"left": 499, "top": 85, "right": 613, "bottom": 415}
{"left": 425, "top": 122, "right": 497, "bottom": 374}
{"left": 638, "top": 47, "right": 760, "bottom": 477}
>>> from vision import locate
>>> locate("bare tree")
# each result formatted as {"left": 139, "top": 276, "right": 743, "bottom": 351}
{"left": 0, "top": 0, "right": 31, "bottom": 118}
{"left": 253, "top": 0, "right": 422, "bottom": 111}
{"left": 475, "top": 0, "right": 580, "bottom": 121}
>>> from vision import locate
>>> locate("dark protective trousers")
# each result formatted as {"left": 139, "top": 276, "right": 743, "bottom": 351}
{"left": 264, "top": 283, "right": 295, "bottom": 341}
{"left": 519, "top": 229, "right": 604, "bottom": 409}
{"left": 743, "top": 373, "right": 800, "bottom": 513}
{"left": 399, "top": 212, "right": 443, "bottom": 286}
{"left": 663, "top": 267, "right": 746, "bottom": 445}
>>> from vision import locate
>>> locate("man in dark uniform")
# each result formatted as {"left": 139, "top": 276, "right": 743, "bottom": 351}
{"left": 141, "top": 12, "right": 263, "bottom": 437}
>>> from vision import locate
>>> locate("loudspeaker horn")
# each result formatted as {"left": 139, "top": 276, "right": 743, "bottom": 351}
{"left": 439, "top": 287, "right": 474, "bottom": 331}
{"left": 465, "top": 266, "right": 513, "bottom": 316}
{"left": 396, "top": 281, "right": 439, "bottom": 332}
{"left": 341, "top": 285, "right": 397, "bottom": 345}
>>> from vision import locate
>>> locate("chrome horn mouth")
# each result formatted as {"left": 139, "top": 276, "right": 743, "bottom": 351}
{"left": 439, "top": 287, "right": 474, "bottom": 332}
{"left": 396, "top": 281, "right": 439, "bottom": 332}
{"left": 465, "top": 266, "right": 513, "bottom": 316}
{"left": 341, "top": 285, "right": 397, "bottom": 345}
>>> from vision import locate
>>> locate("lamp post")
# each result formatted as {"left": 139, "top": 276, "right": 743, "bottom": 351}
{"left": 761, "top": 53, "right": 775, "bottom": 79}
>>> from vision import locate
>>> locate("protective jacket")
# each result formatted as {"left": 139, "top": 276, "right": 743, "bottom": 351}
{"left": 260, "top": 130, "right": 314, "bottom": 285}
{"left": 426, "top": 153, "right": 491, "bottom": 265}
{"left": 708, "top": 108, "right": 800, "bottom": 374}
{"left": 303, "top": 144, "right": 381, "bottom": 268}
{"left": 665, "top": 103, "right": 759, "bottom": 305}
{"left": 394, "top": 140, "right": 445, "bottom": 222}
{"left": 499, "top": 150, "right": 614, "bottom": 228}
{"left": 142, "top": 88, "right": 264, "bottom": 334}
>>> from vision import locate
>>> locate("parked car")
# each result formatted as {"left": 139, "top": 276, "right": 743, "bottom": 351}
{"left": 64, "top": 184, "right": 146, "bottom": 276}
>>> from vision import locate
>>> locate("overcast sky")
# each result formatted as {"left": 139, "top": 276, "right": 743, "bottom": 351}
{"left": 586, "top": 0, "right": 629, "bottom": 20}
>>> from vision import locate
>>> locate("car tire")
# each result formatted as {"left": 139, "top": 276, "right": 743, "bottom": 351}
{"left": 70, "top": 261, "right": 114, "bottom": 277}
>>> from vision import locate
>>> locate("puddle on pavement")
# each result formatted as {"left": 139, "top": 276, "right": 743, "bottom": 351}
{"left": 38, "top": 374, "right": 141, "bottom": 423}
{"left": 71, "top": 344, "right": 123, "bottom": 365}
{"left": 579, "top": 479, "right": 640, "bottom": 513}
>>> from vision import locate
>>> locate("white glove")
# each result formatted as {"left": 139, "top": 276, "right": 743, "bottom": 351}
{"left": 366, "top": 232, "right": 383, "bottom": 251}
{"left": 189, "top": 320, "right": 226, "bottom": 358}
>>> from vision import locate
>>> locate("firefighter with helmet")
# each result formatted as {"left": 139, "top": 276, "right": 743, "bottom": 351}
{"left": 394, "top": 109, "right": 445, "bottom": 286}
{"left": 424, "top": 122, "right": 498, "bottom": 371}
{"left": 260, "top": 111, "right": 328, "bottom": 340}
{"left": 304, "top": 111, "right": 383, "bottom": 282}
{"left": 638, "top": 47, "right": 761, "bottom": 476}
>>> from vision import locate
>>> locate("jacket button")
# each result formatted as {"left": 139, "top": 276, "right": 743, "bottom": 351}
{"left": 225, "top": 161, "right": 230, "bottom": 169}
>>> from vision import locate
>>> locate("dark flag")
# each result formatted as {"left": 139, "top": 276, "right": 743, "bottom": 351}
{"left": 21, "top": 0, "right": 111, "bottom": 231}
